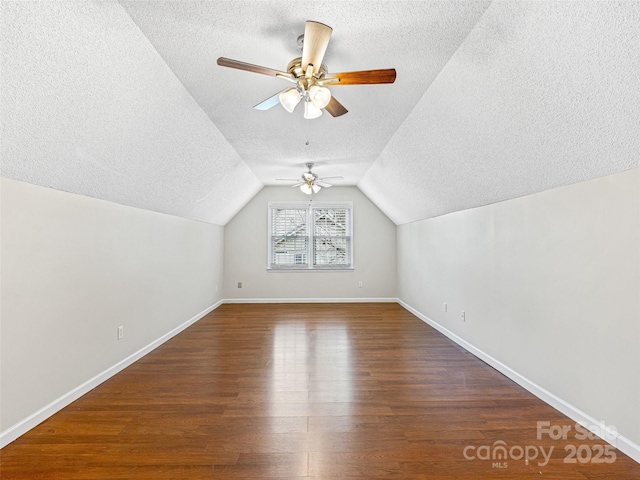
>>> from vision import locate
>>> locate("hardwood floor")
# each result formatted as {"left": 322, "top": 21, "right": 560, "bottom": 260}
{"left": 1, "top": 303, "right": 639, "bottom": 479}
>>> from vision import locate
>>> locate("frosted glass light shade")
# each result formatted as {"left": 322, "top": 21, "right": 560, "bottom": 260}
{"left": 304, "top": 100, "right": 322, "bottom": 119}
{"left": 300, "top": 183, "right": 321, "bottom": 195}
{"left": 300, "top": 184, "right": 312, "bottom": 195}
{"left": 279, "top": 89, "right": 301, "bottom": 113}
{"left": 309, "top": 85, "right": 332, "bottom": 109}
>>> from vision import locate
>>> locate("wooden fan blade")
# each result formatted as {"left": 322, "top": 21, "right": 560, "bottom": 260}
{"left": 325, "top": 68, "right": 397, "bottom": 85}
{"left": 217, "top": 57, "right": 292, "bottom": 79}
{"left": 301, "top": 21, "right": 332, "bottom": 74}
{"left": 325, "top": 96, "right": 348, "bottom": 117}
{"left": 253, "top": 88, "right": 290, "bottom": 111}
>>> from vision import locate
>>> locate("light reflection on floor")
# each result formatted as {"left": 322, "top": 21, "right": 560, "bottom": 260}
{"left": 270, "top": 322, "right": 353, "bottom": 418}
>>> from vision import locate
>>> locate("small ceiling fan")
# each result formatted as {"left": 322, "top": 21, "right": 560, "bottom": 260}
{"left": 277, "top": 163, "right": 343, "bottom": 194}
{"left": 217, "top": 20, "right": 396, "bottom": 119}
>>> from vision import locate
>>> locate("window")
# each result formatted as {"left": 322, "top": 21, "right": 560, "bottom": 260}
{"left": 269, "top": 202, "right": 353, "bottom": 270}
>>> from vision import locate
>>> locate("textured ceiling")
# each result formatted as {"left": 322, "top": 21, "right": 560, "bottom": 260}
{"left": 359, "top": 0, "right": 640, "bottom": 223}
{"left": 1, "top": 0, "right": 262, "bottom": 225}
{"left": 118, "top": 0, "right": 492, "bottom": 185}
{"left": 2, "top": 1, "right": 638, "bottom": 225}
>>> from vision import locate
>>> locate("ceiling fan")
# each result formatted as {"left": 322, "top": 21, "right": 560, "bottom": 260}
{"left": 277, "top": 163, "right": 343, "bottom": 194}
{"left": 217, "top": 20, "right": 396, "bottom": 119}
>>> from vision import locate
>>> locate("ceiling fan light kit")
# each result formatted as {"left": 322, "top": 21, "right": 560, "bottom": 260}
{"left": 301, "top": 183, "right": 321, "bottom": 195}
{"left": 217, "top": 20, "right": 396, "bottom": 120}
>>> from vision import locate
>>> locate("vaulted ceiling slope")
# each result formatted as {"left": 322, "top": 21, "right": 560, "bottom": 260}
{"left": 360, "top": 1, "right": 640, "bottom": 224}
{"left": 1, "top": 0, "right": 261, "bottom": 225}
{"left": 2, "top": 1, "right": 638, "bottom": 227}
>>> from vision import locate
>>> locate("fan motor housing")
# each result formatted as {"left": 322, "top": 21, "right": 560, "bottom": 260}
{"left": 287, "top": 57, "right": 328, "bottom": 79}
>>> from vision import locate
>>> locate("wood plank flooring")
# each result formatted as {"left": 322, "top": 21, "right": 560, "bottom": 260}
{"left": 2, "top": 303, "right": 639, "bottom": 479}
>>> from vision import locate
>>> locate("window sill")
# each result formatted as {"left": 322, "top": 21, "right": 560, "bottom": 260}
{"left": 267, "top": 268, "right": 354, "bottom": 273}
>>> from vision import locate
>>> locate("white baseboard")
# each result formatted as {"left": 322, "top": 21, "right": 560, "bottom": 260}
{"left": 617, "top": 433, "right": 640, "bottom": 464}
{"left": 0, "top": 300, "right": 223, "bottom": 449}
{"left": 397, "top": 299, "right": 640, "bottom": 465}
{"left": 223, "top": 297, "right": 398, "bottom": 304}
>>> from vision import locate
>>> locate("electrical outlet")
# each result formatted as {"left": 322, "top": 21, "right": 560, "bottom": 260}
{"left": 443, "top": 302, "right": 448, "bottom": 312}
{"left": 461, "top": 311, "right": 466, "bottom": 322}
{"left": 117, "top": 325, "right": 124, "bottom": 340}
{"left": 237, "top": 282, "right": 242, "bottom": 288}
{"left": 358, "top": 281, "right": 363, "bottom": 288}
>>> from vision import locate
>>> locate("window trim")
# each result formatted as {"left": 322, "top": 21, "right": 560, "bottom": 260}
{"left": 267, "top": 201, "right": 354, "bottom": 271}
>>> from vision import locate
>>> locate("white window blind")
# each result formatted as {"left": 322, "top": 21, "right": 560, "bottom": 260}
{"left": 313, "top": 208, "right": 351, "bottom": 266}
{"left": 269, "top": 202, "right": 353, "bottom": 270}
{"left": 270, "top": 207, "right": 308, "bottom": 267}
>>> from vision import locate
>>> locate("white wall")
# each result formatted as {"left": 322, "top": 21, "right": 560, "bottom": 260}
{"left": 0, "top": 178, "right": 224, "bottom": 444}
{"left": 397, "top": 168, "right": 640, "bottom": 457}
{"left": 224, "top": 187, "right": 396, "bottom": 300}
